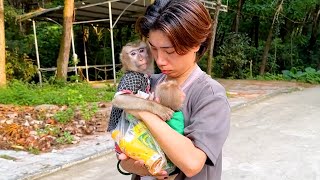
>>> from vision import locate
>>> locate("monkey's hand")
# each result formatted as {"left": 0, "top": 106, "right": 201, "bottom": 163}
{"left": 149, "top": 103, "right": 174, "bottom": 121}
{"left": 112, "top": 94, "right": 174, "bottom": 121}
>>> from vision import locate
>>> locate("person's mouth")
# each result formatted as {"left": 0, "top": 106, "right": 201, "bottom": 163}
{"left": 161, "top": 70, "right": 170, "bottom": 74}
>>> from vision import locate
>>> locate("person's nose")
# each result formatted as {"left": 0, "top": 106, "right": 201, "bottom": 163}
{"left": 155, "top": 51, "right": 167, "bottom": 66}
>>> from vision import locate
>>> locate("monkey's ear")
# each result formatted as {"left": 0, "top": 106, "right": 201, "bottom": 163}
{"left": 120, "top": 52, "right": 129, "bottom": 72}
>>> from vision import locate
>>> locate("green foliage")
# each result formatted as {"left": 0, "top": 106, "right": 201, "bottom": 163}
{"left": 80, "top": 103, "right": 99, "bottom": 121}
{"left": 0, "top": 80, "right": 114, "bottom": 106}
{"left": 0, "top": 154, "right": 18, "bottom": 161}
{"left": 35, "top": 24, "right": 62, "bottom": 68}
{"left": 56, "top": 131, "right": 74, "bottom": 144}
{"left": 213, "top": 33, "right": 256, "bottom": 79}
{"left": 255, "top": 73, "right": 285, "bottom": 81}
{"left": 3, "top": 0, "right": 320, "bottom": 82}
{"left": 36, "top": 125, "right": 61, "bottom": 136}
{"left": 254, "top": 67, "right": 320, "bottom": 84}
{"left": 28, "top": 147, "right": 40, "bottom": 155}
{"left": 282, "top": 67, "right": 320, "bottom": 84}
{"left": 54, "top": 108, "right": 74, "bottom": 124}
{"left": 5, "top": 51, "right": 38, "bottom": 81}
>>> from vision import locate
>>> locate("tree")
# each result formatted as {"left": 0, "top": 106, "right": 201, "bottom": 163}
{"left": 56, "top": 0, "right": 74, "bottom": 81}
{"left": 0, "top": 0, "right": 6, "bottom": 86}
{"left": 207, "top": 0, "right": 221, "bottom": 76}
{"left": 231, "top": 0, "right": 246, "bottom": 33}
{"left": 260, "top": 0, "right": 284, "bottom": 75}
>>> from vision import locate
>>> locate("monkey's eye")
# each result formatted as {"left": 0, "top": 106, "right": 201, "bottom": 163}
{"left": 130, "top": 52, "right": 137, "bottom": 56}
{"left": 139, "top": 48, "right": 145, "bottom": 53}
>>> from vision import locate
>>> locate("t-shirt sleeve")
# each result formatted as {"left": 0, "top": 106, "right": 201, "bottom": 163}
{"left": 184, "top": 85, "right": 230, "bottom": 166}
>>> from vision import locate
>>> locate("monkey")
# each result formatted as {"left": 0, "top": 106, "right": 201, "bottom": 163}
{"left": 107, "top": 40, "right": 174, "bottom": 132}
{"left": 154, "top": 80, "right": 185, "bottom": 135}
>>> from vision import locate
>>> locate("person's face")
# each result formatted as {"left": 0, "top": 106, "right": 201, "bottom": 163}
{"left": 148, "top": 30, "right": 199, "bottom": 78}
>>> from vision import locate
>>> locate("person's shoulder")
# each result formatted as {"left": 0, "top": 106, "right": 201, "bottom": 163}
{"left": 194, "top": 73, "right": 226, "bottom": 97}
{"left": 150, "top": 73, "right": 165, "bottom": 86}
{"left": 150, "top": 73, "right": 163, "bottom": 81}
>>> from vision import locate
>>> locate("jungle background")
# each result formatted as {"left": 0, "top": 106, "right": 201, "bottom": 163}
{"left": 0, "top": 0, "right": 319, "bottom": 153}
{"left": 1, "top": 0, "right": 320, "bottom": 84}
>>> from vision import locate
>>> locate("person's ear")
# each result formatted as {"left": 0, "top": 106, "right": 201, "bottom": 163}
{"left": 193, "top": 45, "right": 201, "bottom": 53}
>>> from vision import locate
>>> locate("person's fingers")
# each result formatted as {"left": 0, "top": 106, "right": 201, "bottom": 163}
{"left": 154, "top": 175, "right": 169, "bottom": 179}
{"left": 118, "top": 153, "right": 129, "bottom": 160}
{"left": 154, "top": 170, "right": 168, "bottom": 179}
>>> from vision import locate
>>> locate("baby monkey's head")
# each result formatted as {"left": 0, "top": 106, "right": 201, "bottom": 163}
{"left": 155, "top": 80, "right": 185, "bottom": 111}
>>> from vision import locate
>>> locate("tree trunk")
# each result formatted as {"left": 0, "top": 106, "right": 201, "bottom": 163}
{"left": 253, "top": 16, "right": 259, "bottom": 48}
{"left": 232, "top": 0, "right": 245, "bottom": 33}
{"left": 207, "top": 0, "right": 221, "bottom": 76}
{"left": 249, "top": 16, "right": 260, "bottom": 48}
{"left": 56, "top": 0, "right": 74, "bottom": 81}
{"left": 0, "top": 0, "right": 6, "bottom": 86}
{"left": 260, "top": 0, "right": 283, "bottom": 75}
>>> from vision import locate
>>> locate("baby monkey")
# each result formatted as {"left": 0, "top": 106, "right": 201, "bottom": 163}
{"left": 107, "top": 40, "right": 174, "bottom": 132}
{"left": 154, "top": 80, "right": 185, "bottom": 134}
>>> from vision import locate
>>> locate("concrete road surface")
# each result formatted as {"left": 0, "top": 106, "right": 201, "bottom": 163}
{"left": 37, "top": 152, "right": 131, "bottom": 180}
{"left": 37, "top": 86, "right": 320, "bottom": 180}
{"left": 223, "top": 86, "right": 320, "bottom": 180}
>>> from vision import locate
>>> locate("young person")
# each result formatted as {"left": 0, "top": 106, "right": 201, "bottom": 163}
{"left": 118, "top": 0, "right": 230, "bottom": 179}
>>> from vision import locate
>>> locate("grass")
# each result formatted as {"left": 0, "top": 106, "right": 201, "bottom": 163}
{"left": 0, "top": 80, "right": 115, "bottom": 106}
{"left": 0, "top": 154, "right": 18, "bottom": 161}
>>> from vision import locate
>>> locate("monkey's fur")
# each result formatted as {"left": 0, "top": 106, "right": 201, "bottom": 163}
{"left": 154, "top": 80, "right": 184, "bottom": 111}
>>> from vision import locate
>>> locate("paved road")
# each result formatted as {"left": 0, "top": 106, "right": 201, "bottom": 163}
{"left": 223, "top": 86, "right": 320, "bottom": 180}
{"left": 37, "top": 152, "right": 130, "bottom": 180}
{"left": 37, "top": 86, "right": 320, "bottom": 180}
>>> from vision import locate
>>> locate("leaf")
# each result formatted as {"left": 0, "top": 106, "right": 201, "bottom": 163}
{"left": 305, "top": 67, "right": 316, "bottom": 73}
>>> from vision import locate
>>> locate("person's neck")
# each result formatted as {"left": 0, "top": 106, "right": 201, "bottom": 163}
{"left": 167, "top": 63, "right": 197, "bottom": 86}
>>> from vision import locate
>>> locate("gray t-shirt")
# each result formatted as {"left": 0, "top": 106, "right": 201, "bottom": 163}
{"left": 131, "top": 65, "right": 230, "bottom": 180}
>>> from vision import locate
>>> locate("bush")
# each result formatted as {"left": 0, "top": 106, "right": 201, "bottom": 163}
{"left": 213, "top": 33, "right": 256, "bottom": 79}
{"left": 6, "top": 50, "right": 38, "bottom": 82}
{"left": 282, "top": 67, "right": 320, "bottom": 84}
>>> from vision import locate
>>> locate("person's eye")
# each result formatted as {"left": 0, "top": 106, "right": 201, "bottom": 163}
{"left": 166, "top": 51, "right": 175, "bottom": 54}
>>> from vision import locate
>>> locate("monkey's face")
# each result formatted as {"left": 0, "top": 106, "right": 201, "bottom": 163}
{"left": 127, "top": 47, "right": 149, "bottom": 71}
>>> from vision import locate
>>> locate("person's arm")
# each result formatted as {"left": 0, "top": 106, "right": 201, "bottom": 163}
{"left": 132, "top": 111, "right": 206, "bottom": 178}
{"left": 129, "top": 91, "right": 230, "bottom": 178}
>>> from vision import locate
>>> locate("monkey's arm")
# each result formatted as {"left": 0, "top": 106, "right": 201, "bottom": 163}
{"left": 112, "top": 94, "right": 174, "bottom": 121}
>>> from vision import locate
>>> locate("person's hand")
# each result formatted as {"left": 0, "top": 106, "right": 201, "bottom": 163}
{"left": 118, "top": 153, "right": 169, "bottom": 179}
